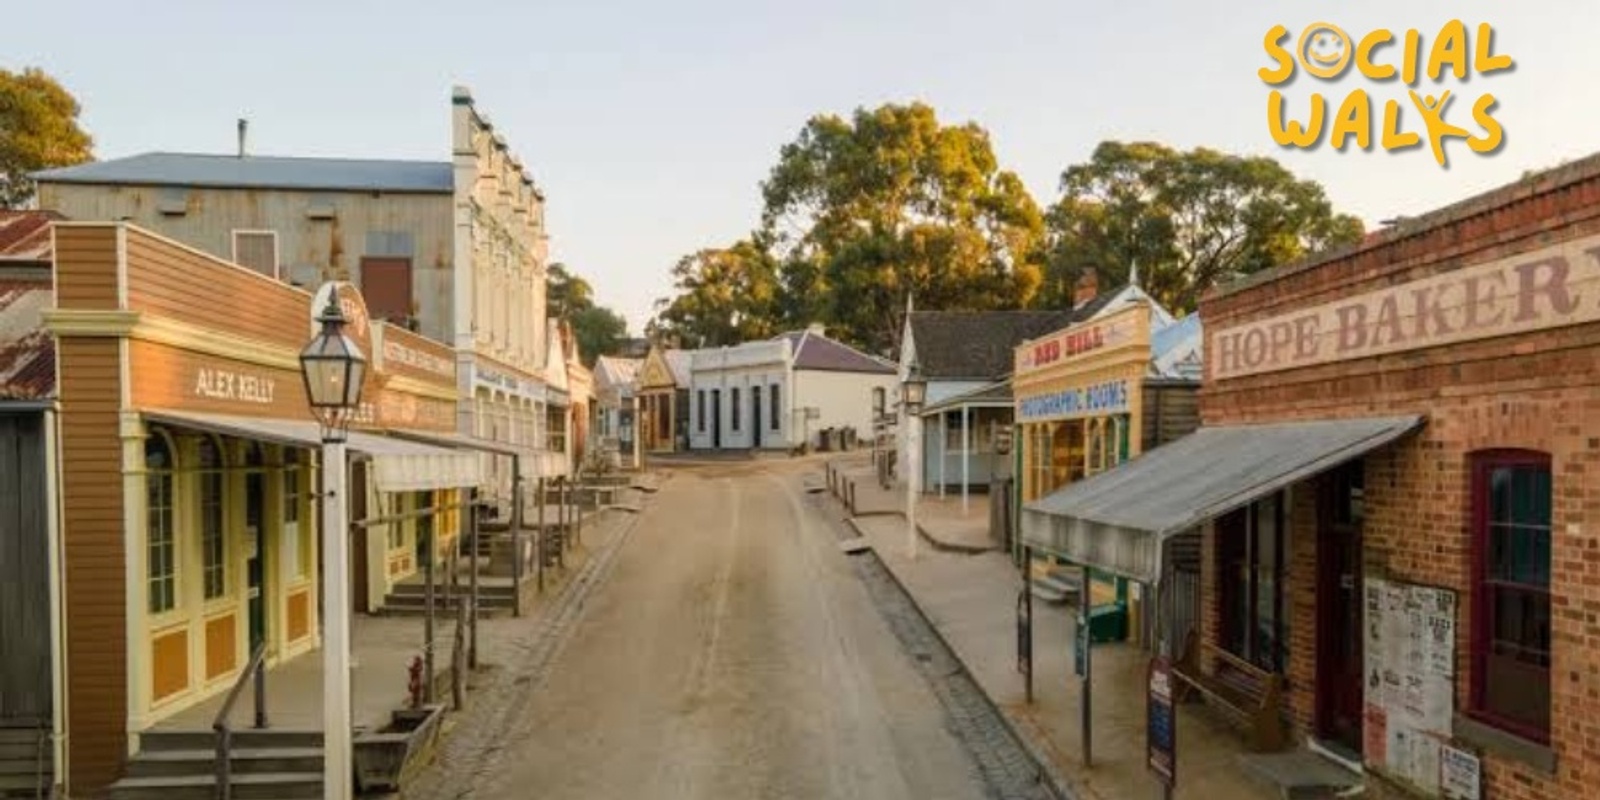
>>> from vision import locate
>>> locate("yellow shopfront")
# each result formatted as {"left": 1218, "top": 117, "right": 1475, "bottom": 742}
{"left": 1013, "top": 302, "right": 1153, "bottom": 642}
{"left": 1014, "top": 302, "right": 1152, "bottom": 503}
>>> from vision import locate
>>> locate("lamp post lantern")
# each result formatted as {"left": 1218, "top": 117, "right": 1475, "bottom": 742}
{"left": 300, "top": 290, "right": 366, "bottom": 800}
{"left": 902, "top": 362, "right": 927, "bottom": 560}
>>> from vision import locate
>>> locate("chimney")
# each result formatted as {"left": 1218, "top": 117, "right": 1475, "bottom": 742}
{"left": 236, "top": 118, "right": 248, "bottom": 158}
{"left": 1073, "top": 271, "right": 1099, "bottom": 308}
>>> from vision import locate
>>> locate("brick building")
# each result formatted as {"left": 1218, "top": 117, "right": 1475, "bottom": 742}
{"left": 1024, "top": 156, "right": 1600, "bottom": 798}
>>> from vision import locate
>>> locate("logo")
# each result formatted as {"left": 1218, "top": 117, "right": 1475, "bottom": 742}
{"left": 1260, "top": 20, "right": 1514, "bottom": 167}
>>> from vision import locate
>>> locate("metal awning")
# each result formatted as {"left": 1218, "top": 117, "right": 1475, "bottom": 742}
{"left": 144, "top": 410, "right": 482, "bottom": 493}
{"left": 1022, "top": 415, "right": 1424, "bottom": 583}
{"left": 388, "top": 428, "right": 571, "bottom": 479}
{"left": 920, "top": 379, "right": 1013, "bottom": 417}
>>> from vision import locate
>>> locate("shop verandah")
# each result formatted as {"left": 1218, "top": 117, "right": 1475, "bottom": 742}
{"left": 1021, "top": 416, "right": 1423, "bottom": 798}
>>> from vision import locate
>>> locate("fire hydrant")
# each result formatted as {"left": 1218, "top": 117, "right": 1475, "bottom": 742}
{"left": 407, "top": 655, "right": 424, "bottom": 709}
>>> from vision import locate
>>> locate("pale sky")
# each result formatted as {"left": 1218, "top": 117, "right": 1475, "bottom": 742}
{"left": 10, "top": 1, "right": 1598, "bottom": 333}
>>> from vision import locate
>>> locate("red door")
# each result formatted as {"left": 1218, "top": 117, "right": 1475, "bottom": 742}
{"left": 1316, "top": 461, "right": 1365, "bottom": 753}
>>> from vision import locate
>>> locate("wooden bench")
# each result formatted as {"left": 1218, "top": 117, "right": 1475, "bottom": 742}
{"left": 1170, "top": 629, "right": 1287, "bottom": 752}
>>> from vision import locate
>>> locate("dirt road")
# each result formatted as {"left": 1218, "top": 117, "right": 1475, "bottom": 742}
{"left": 470, "top": 460, "right": 990, "bottom": 799}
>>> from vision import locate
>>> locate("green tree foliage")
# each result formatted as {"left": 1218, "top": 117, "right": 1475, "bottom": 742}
{"left": 0, "top": 67, "right": 94, "bottom": 207}
{"left": 648, "top": 240, "right": 781, "bottom": 347}
{"left": 547, "top": 262, "right": 595, "bottom": 320}
{"left": 759, "top": 102, "right": 1045, "bottom": 353}
{"left": 547, "top": 262, "right": 628, "bottom": 366}
{"left": 570, "top": 306, "right": 628, "bottom": 368}
{"left": 1043, "top": 141, "right": 1364, "bottom": 313}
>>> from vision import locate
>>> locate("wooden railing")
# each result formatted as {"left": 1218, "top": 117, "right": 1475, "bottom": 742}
{"left": 211, "top": 641, "right": 268, "bottom": 800}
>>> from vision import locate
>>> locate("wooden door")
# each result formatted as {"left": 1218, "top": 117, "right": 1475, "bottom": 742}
{"left": 1317, "top": 460, "right": 1365, "bottom": 752}
{"left": 0, "top": 414, "right": 50, "bottom": 724}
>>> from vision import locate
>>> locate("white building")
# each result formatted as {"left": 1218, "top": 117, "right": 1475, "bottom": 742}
{"left": 688, "top": 340, "right": 791, "bottom": 450}
{"left": 688, "top": 326, "right": 897, "bottom": 451}
{"left": 778, "top": 325, "right": 898, "bottom": 449}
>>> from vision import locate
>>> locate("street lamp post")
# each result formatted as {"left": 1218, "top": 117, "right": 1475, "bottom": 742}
{"left": 300, "top": 291, "right": 367, "bottom": 800}
{"left": 902, "top": 362, "right": 927, "bottom": 560}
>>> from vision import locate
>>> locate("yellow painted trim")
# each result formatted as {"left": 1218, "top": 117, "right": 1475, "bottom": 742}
{"left": 42, "top": 309, "right": 140, "bottom": 337}
{"left": 131, "top": 314, "right": 300, "bottom": 371}
{"left": 384, "top": 374, "right": 460, "bottom": 402}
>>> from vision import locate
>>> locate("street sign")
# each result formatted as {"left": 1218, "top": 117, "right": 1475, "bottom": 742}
{"left": 1147, "top": 656, "right": 1177, "bottom": 789}
{"left": 804, "top": 407, "right": 821, "bottom": 420}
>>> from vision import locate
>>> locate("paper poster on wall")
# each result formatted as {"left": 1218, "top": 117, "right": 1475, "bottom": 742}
{"left": 1440, "top": 746, "right": 1482, "bottom": 800}
{"left": 1363, "top": 578, "right": 1459, "bottom": 798}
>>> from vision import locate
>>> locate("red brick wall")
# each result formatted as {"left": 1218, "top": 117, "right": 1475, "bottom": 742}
{"left": 1198, "top": 158, "right": 1600, "bottom": 799}
{"left": 1285, "top": 481, "right": 1318, "bottom": 735}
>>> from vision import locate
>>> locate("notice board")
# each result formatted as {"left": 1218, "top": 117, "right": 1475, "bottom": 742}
{"left": 1363, "top": 578, "right": 1474, "bottom": 797}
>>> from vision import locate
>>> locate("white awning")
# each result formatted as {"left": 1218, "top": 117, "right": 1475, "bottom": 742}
{"left": 1022, "top": 416, "right": 1424, "bottom": 584}
{"left": 144, "top": 410, "right": 482, "bottom": 493}
{"left": 387, "top": 429, "right": 571, "bottom": 479}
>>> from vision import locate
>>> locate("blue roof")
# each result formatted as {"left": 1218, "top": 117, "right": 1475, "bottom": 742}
{"left": 33, "top": 152, "right": 454, "bottom": 194}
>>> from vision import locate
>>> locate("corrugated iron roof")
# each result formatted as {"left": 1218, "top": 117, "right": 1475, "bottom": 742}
{"left": 1021, "top": 416, "right": 1423, "bottom": 582}
{"left": 0, "top": 276, "right": 56, "bottom": 400}
{"left": 921, "top": 380, "right": 1013, "bottom": 416}
{"left": 33, "top": 152, "right": 454, "bottom": 194}
{"left": 664, "top": 349, "right": 695, "bottom": 386}
{"left": 0, "top": 210, "right": 61, "bottom": 262}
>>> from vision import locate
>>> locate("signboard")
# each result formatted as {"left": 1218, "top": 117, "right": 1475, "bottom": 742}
{"left": 1363, "top": 577, "right": 1458, "bottom": 797}
{"left": 1018, "top": 378, "right": 1130, "bottom": 423}
{"left": 1211, "top": 232, "right": 1600, "bottom": 380}
{"left": 309, "top": 281, "right": 372, "bottom": 358}
{"left": 804, "top": 407, "right": 821, "bottom": 420}
{"left": 193, "top": 366, "right": 279, "bottom": 405}
{"left": 1015, "top": 303, "right": 1150, "bottom": 376}
{"left": 382, "top": 335, "right": 455, "bottom": 381}
{"left": 1440, "top": 745, "right": 1481, "bottom": 800}
{"left": 1147, "top": 656, "right": 1177, "bottom": 788}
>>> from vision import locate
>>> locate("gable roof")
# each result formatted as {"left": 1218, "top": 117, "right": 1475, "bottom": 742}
{"left": 776, "top": 330, "right": 895, "bottom": 374}
{"left": 665, "top": 350, "right": 694, "bottom": 386}
{"left": 906, "top": 310, "right": 1078, "bottom": 381}
{"left": 594, "top": 356, "right": 641, "bottom": 391}
{"left": 33, "top": 152, "right": 454, "bottom": 194}
{"left": 0, "top": 210, "right": 61, "bottom": 262}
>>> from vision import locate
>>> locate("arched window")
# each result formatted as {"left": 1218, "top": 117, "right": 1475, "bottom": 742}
{"left": 198, "top": 436, "right": 227, "bottom": 600}
{"left": 146, "top": 432, "right": 177, "bottom": 614}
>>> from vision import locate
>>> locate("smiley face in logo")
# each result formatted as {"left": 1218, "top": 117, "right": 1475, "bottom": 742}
{"left": 1297, "top": 22, "right": 1352, "bottom": 79}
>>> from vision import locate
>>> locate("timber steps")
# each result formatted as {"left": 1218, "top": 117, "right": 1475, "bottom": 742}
{"left": 108, "top": 730, "right": 324, "bottom": 800}
{"left": 0, "top": 726, "right": 51, "bottom": 799}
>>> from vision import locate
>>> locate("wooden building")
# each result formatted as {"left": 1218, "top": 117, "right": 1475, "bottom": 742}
{"left": 44, "top": 222, "right": 479, "bottom": 795}
{"left": 0, "top": 211, "right": 64, "bottom": 797}
{"left": 1013, "top": 299, "right": 1201, "bottom": 643}
{"left": 636, "top": 344, "right": 692, "bottom": 452}
{"left": 34, "top": 85, "right": 566, "bottom": 524}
